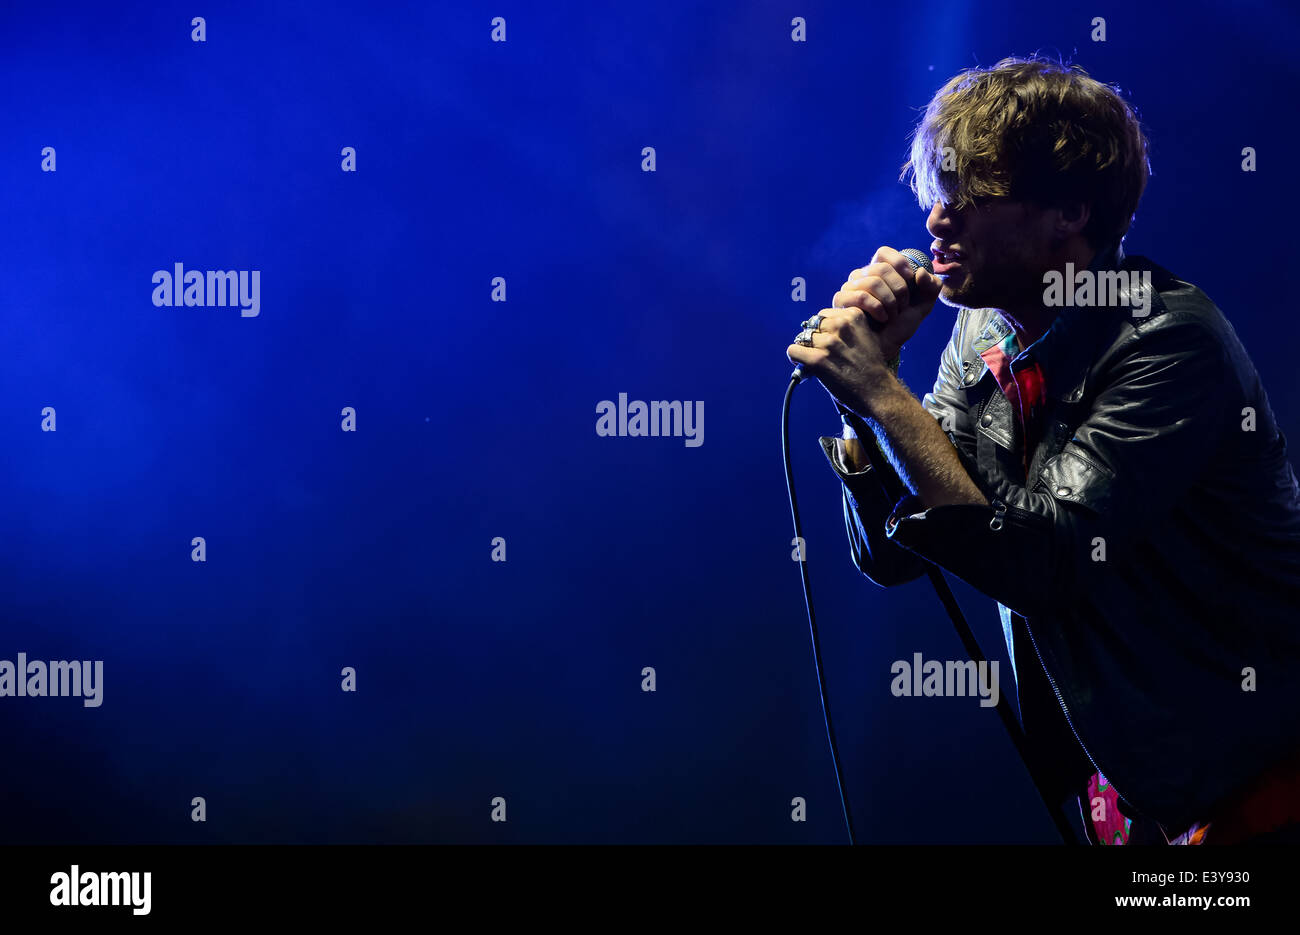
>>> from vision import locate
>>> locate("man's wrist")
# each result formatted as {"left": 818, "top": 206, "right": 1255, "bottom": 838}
{"left": 855, "top": 362, "right": 898, "bottom": 418}
{"left": 834, "top": 354, "right": 900, "bottom": 423}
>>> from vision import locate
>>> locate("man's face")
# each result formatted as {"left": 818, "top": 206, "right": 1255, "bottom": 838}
{"left": 926, "top": 196, "right": 1058, "bottom": 313}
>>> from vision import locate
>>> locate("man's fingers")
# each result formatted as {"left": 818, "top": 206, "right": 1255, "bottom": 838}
{"left": 860, "top": 262, "right": 909, "bottom": 299}
{"left": 791, "top": 309, "right": 847, "bottom": 344}
{"left": 869, "top": 246, "right": 937, "bottom": 299}
{"left": 837, "top": 271, "right": 905, "bottom": 324}
{"left": 870, "top": 246, "right": 902, "bottom": 267}
{"left": 786, "top": 342, "right": 831, "bottom": 371}
{"left": 913, "top": 267, "right": 942, "bottom": 300}
{"left": 859, "top": 287, "right": 892, "bottom": 323}
{"left": 833, "top": 287, "right": 889, "bottom": 323}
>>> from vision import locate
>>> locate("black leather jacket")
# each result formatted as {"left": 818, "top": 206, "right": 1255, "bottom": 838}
{"left": 820, "top": 248, "right": 1300, "bottom": 834}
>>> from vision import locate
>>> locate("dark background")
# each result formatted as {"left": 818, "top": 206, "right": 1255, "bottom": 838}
{"left": 0, "top": 0, "right": 1293, "bottom": 843}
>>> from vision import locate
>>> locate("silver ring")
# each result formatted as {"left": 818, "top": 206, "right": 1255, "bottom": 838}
{"left": 801, "top": 314, "right": 823, "bottom": 332}
{"left": 795, "top": 329, "right": 816, "bottom": 347}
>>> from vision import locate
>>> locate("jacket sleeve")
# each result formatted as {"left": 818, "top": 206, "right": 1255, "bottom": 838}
{"left": 884, "top": 313, "right": 1231, "bottom": 618}
{"left": 819, "top": 309, "right": 980, "bottom": 587}
{"left": 818, "top": 434, "right": 928, "bottom": 586}
{"left": 920, "top": 308, "right": 984, "bottom": 474}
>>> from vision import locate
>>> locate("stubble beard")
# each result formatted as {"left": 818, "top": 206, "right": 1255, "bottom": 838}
{"left": 938, "top": 262, "right": 1042, "bottom": 315}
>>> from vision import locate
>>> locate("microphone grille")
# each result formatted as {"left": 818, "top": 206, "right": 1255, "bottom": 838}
{"left": 899, "top": 248, "right": 933, "bottom": 274}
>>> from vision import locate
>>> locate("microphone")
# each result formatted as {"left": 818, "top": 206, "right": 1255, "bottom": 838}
{"left": 790, "top": 248, "right": 934, "bottom": 385}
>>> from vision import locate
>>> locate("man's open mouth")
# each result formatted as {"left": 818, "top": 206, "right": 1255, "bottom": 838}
{"left": 931, "top": 247, "right": 964, "bottom": 275}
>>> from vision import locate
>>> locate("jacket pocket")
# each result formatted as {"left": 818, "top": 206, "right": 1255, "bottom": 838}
{"left": 1037, "top": 449, "right": 1114, "bottom": 515}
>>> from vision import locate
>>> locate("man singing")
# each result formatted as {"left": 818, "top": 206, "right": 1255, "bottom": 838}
{"left": 786, "top": 56, "right": 1300, "bottom": 844}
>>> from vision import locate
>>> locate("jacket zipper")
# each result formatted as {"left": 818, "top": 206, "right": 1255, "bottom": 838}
{"left": 988, "top": 496, "right": 1130, "bottom": 812}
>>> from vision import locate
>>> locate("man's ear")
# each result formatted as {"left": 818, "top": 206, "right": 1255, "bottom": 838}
{"left": 1056, "top": 201, "right": 1090, "bottom": 237}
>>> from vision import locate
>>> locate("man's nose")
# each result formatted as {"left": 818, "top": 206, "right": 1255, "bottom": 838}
{"left": 927, "top": 201, "right": 958, "bottom": 240}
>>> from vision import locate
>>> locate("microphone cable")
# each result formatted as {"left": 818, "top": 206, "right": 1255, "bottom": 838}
{"left": 781, "top": 368, "right": 1082, "bottom": 846}
{"left": 781, "top": 371, "right": 857, "bottom": 845}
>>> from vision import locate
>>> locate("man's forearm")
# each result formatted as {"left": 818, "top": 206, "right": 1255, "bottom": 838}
{"left": 852, "top": 370, "right": 988, "bottom": 509}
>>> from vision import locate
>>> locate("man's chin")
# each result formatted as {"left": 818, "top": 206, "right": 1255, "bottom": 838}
{"left": 938, "top": 282, "right": 982, "bottom": 310}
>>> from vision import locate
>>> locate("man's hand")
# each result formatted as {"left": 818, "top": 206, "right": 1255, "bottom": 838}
{"left": 836, "top": 247, "right": 943, "bottom": 361}
{"left": 787, "top": 246, "right": 943, "bottom": 415}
